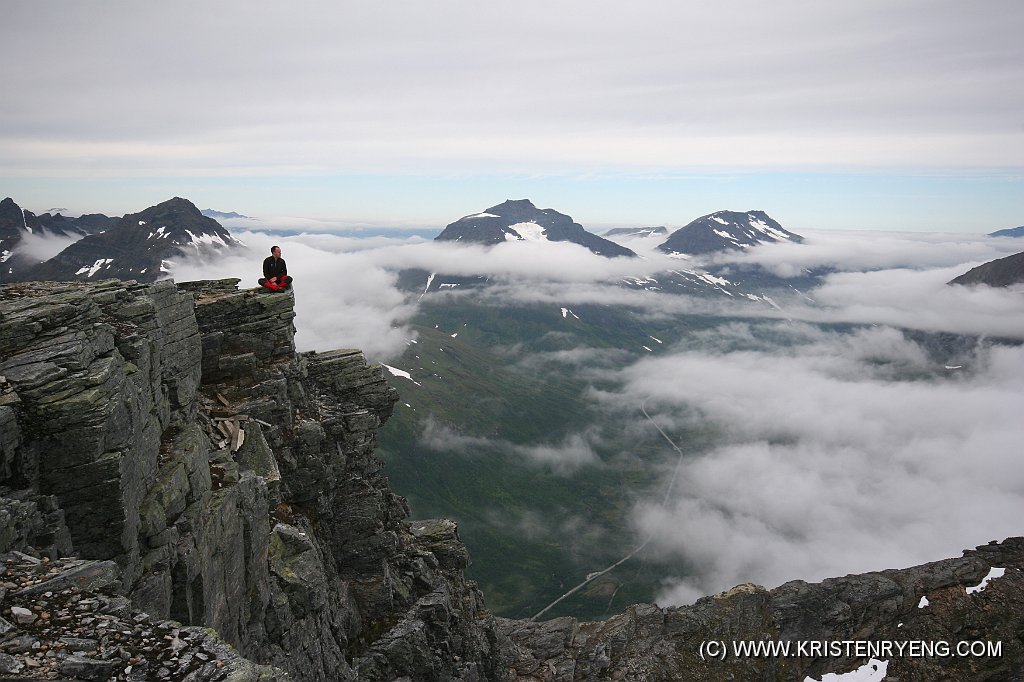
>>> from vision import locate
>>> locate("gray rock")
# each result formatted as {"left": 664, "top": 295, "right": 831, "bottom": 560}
{"left": 0, "top": 652, "right": 24, "bottom": 674}
{"left": 9, "top": 605, "right": 35, "bottom": 624}
{"left": 59, "top": 653, "right": 116, "bottom": 680}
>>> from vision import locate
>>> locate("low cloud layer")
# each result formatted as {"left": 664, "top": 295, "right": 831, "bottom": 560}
{"left": 605, "top": 324, "right": 1024, "bottom": 605}
{"left": 712, "top": 229, "right": 1024, "bottom": 277}
{"left": 421, "top": 418, "right": 599, "bottom": 474}
{"left": 168, "top": 228, "right": 1024, "bottom": 362}
{"left": 11, "top": 230, "right": 84, "bottom": 262}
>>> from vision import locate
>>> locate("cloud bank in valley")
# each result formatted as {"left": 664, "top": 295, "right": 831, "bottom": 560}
{"left": 712, "top": 228, "right": 1024, "bottom": 277}
{"left": 605, "top": 324, "right": 1024, "bottom": 605}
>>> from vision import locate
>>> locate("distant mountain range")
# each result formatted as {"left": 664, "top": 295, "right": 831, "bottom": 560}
{"left": 949, "top": 251, "right": 1024, "bottom": 287}
{"left": 2, "top": 196, "right": 241, "bottom": 283}
{"left": 435, "top": 199, "right": 636, "bottom": 258}
{"left": 2, "top": 197, "right": 119, "bottom": 278}
{"left": 603, "top": 226, "right": 668, "bottom": 238}
{"left": 657, "top": 210, "right": 804, "bottom": 256}
{"left": 201, "top": 209, "right": 252, "bottom": 220}
{"left": 399, "top": 202, "right": 809, "bottom": 300}
{"left": 989, "top": 225, "right": 1024, "bottom": 238}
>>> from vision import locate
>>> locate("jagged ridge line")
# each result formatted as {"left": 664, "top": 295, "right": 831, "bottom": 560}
{"left": 528, "top": 399, "right": 685, "bottom": 622}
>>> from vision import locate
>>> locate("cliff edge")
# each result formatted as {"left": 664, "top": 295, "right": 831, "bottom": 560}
{"left": 1, "top": 278, "right": 501, "bottom": 680}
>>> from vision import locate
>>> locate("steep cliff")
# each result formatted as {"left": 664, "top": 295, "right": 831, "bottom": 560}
{"left": 1, "top": 278, "right": 1022, "bottom": 681}
{"left": 1, "top": 278, "right": 503, "bottom": 680}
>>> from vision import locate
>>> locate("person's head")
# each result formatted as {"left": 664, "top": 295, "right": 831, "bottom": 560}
{"left": 271, "top": 245, "right": 281, "bottom": 258}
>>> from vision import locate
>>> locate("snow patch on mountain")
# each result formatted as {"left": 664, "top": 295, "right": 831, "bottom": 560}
{"left": 382, "top": 364, "right": 422, "bottom": 386}
{"left": 967, "top": 567, "right": 1005, "bottom": 594}
{"left": 507, "top": 222, "right": 548, "bottom": 242}
{"left": 182, "top": 229, "right": 230, "bottom": 247}
{"left": 75, "top": 258, "right": 114, "bottom": 278}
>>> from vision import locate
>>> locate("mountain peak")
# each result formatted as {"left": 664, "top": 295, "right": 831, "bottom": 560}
{"left": 436, "top": 200, "right": 635, "bottom": 258}
{"left": 17, "top": 196, "right": 240, "bottom": 284}
{"left": 486, "top": 199, "right": 537, "bottom": 214}
{"left": 657, "top": 210, "right": 803, "bottom": 256}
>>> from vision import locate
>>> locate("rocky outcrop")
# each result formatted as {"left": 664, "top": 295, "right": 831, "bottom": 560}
{"left": 2, "top": 276, "right": 1022, "bottom": 681}
{"left": 498, "top": 539, "right": 1024, "bottom": 681}
{"left": 1, "top": 277, "right": 504, "bottom": 680}
{"left": 0, "top": 551, "right": 287, "bottom": 680}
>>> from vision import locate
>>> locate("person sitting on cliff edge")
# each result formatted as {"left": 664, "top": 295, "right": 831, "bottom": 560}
{"left": 259, "top": 245, "right": 293, "bottom": 292}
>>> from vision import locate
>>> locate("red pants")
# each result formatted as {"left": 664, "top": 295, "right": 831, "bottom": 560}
{"left": 259, "top": 276, "right": 292, "bottom": 291}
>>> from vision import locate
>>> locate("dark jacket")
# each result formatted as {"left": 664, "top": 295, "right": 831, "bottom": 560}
{"left": 263, "top": 256, "right": 287, "bottom": 280}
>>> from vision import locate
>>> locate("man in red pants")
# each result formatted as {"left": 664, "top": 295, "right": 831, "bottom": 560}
{"left": 259, "top": 245, "right": 293, "bottom": 291}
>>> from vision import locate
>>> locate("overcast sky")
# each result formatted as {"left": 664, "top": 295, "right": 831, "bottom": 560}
{"left": 2, "top": 0, "right": 1023, "bottom": 230}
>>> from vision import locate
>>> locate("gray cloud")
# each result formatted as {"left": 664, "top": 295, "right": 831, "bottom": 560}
{"left": 3, "top": 0, "right": 1022, "bottom": 175}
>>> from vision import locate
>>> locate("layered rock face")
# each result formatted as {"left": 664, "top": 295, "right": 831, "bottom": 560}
{"left": 1, "top": 278, "right": 503, "bottom": 680}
